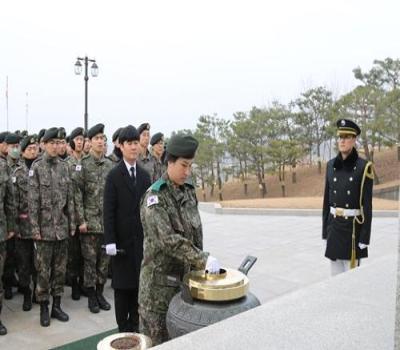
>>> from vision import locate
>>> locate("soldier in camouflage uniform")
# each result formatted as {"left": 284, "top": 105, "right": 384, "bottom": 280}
{"left": 107, "top": 127, "right": 123, "bottom": 164}
{"left": 74, "top": 123, "right": 113, "bottom": 313}
{"left": 3, "top": 133, "right": 21, "bottom": 300}
{"left": 138, "top": 134, "right": 221, "bottom": 345}
{"left": 0, "top": 156, "right": 16, "bottom": 335}
{"left": 57, "top": 127, "right": 68, "bottom": 160}
{"left": 0, "top": 132, "right": 9, "bottom": 159}
{"left": 28, "top": 127, "right": 75, "bottom": 327}
{"left": 12, "top": 136, "right": 39, "bottom": 312}
{"left": 66, "top": 127, "right": 85, "bottom": 300}
{"left": 137, "top": 123, "right": 156, "bottom": 180}
{"left": 149, "top": 132, "right": 166, "bottom": 182}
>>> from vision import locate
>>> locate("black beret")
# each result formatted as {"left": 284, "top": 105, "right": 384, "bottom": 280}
{"left": 336, "top": 119, "right": 361, "bottom": 136}
{"left": 150, "top": 132, "right": 164, "bottom": 146}
{"left": 70, "top": 127, "right": 84, "bottom": 140}
{"left": 21, "top": 135, "right": 38, "bottom": 152}
{"left": 14, "top": 130, "right": 20, "bottom": 135}
{"left": 5, "top": 133, "right": 21, "bottom": 145}
{"left": 0, "top": 132, "right": 10, "bottom": 143}
{"left": 166, "top": 134, "right": 198, "bottom": 158}
{"left": 57, "top": 127, "right": 67, "bottom": 140}
{"left": 119, "top": 125, "right": 139, "bottom": 143}
{"left": 112, "top": 127, "right": 122, "bottom": 142}
{"left": 87, "top": 123, "right": 105, "bottom": 139}
{"left": 138, "top": 123, "right": 150, "bottom": 135}
{"left": 38, "top": 129, "right": 46, "bottom": 141}
{"left": 42, "top": 127, "right": 59, "bottom": 142}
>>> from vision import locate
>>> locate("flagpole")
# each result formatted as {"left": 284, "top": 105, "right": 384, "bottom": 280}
{"left": 6, "top": 76, "right": 9, "bottom": 131}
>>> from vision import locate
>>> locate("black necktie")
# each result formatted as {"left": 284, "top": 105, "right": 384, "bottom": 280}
{"left": 130, "top": 166, "right": 136, "bottom": 185}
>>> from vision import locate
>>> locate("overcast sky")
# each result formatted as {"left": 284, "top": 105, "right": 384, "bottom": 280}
{"left": 0, "top": 0, "right": 399, "bottom": 139}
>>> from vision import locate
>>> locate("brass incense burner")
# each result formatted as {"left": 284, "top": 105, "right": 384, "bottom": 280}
{"left": 183, "top": 256, "right": 257, "bottom": 302}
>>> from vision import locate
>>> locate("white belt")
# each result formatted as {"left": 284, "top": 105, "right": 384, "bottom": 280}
{"left": 330, "top": 207, "right": 361, "bottom": 217}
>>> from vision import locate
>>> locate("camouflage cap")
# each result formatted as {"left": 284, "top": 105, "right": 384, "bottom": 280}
{"left": 0, "top": 132, "right": 10, "bottom": 143}
{"left": 42, "top": 127, "right": 59, "bottom": 142}
{"left": 21, "top": 135, "right": 38, "bottom": 152}
{"left": 119, "top": 125, "right": 139, "bottom": 143}
{"left": 112, "top": 127, "right": 122, "bottom": 142}
{"left": 38, "top": 128, "right": 46, "bottom": 141}
{"left": 150, "top": 132, "right": 164, "bottom": 146}
{"left": 5, "top": 133, "right": 21, "bottom": 145}
{"left": 70, "top": 127, "right": 84, "bottom": 140}
{"left": 138, "top": 122, "right": 150, "bottom": 135}
{"left": 57, "top": 127, "right": 67, "bottom": 140}
{"left": 166, "top": 134, "right": 198, "bottom": 158}
{"left": 87, "top": 123, "right": 105, "bottom": 139}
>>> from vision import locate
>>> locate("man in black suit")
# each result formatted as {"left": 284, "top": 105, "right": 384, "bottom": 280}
{"left": 103, "top": 125, "right": 151, "bottom": 332}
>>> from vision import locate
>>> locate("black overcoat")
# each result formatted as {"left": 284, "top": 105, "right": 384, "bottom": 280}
{"left": 104, "top": 160, "right": 151, "bottom": 289}
{"left": 322, "top": 148, "right": 373, "bottom": 260}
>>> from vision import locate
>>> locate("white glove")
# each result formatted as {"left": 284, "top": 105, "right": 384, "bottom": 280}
{"left": 358, "top": 243, "right": 368, "bottom": 250}
{"left": 206, "top": 256, "right": 221, "bottom": 274}
{"left": 106, "top": 243, "right": 117, "bottom": 256}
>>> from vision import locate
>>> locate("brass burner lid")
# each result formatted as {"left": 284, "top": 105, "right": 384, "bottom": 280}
{"left": 183, "top": 268, "right": 249, "bottom": 301}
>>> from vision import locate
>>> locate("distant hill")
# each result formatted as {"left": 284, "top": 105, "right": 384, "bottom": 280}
{"left": 197, "top": 147, "right": 399, "bottom": 201}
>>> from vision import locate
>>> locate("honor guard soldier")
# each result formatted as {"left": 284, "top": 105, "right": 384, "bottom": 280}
{"left": 322, "top": 119, "right": 374, "bottom": 275}
{"left": 149, "top": 132, "right": 166, "bottom": 182}
{"left": 12, "top": 136, "right": 39, "bottom": 312}
{"left": 66, "top": 127, "right": 85, "bottom": 300}
{"left": 28, "top": 127, "right": 76, "bottom": 327}
{"left": 137, "top": 123, "right": 155, "bottom": 179}
{"left": 138, "top": 134, "right": 221, "bottom": 345}
{"left": 74, "top": 123, "right": 113, "bottom": 313}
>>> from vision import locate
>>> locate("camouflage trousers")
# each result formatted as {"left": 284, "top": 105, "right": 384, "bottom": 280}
{"left": 66, "top": 229, "right": 83, "bottom": 280}
{"left": 2, "top": 237, "right": 16, "bottom": 287}
{"left": 15, "top": 238, "right": 36, "bottom": 288}
{"left": 0, "top": 242, "right": 6, "bottom": 305}
{"left": 139, "top": 308, "right": 169, "bottom": 346}
{"left": 80, "top": 234, "right": 109, "bottom": 288}
{"left": 34, "top": 239, "right": 68, "bottom": 302}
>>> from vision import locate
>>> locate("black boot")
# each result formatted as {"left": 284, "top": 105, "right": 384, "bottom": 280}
{"left": 4, "top": 286, "right": 12, "bottom": 300}
{"left": 88, "top": 287, "right": 100, "bottom": 313}
{"left": 96, "top": 284, "right": 111, "bottom": 311}
{"left": 22, "top": 287, "right": 32, "bottom": 311}
{"left": 51, "top": 296, "right": 69, "bottom": 322}
{"left": 0, "top": 306, "right": 6, "bottom": 335}
{"left": 40, "top": 301, "right": 50, "bottom": 327}
{"left": 71, "top": 278, "right": 80, "bottom": 301}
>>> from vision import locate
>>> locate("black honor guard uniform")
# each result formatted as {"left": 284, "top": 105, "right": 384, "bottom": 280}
{"left": 322, "top": 119, "right": 374, "bottom": 273}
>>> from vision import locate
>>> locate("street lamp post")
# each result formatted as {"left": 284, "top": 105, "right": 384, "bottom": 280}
{"left": 74, "top": 56, "right": 99, "bottom": 131}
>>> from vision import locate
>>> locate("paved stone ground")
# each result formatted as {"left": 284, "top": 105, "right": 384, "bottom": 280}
{"left": 0, "top": 211, "right": 397, "bottom": 349}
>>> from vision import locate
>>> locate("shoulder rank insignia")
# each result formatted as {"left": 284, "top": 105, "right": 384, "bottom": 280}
{"left": 75, "top": 165, "right": 82, "bottom": 172}
{"left": 28, "top": 170, "right": 34, "bottom": 177}
{"left": 147, "top": 195, "right": 159, "bottom": 207}
{"left": 151, "top": 178, "right": 167, "bottom": 192}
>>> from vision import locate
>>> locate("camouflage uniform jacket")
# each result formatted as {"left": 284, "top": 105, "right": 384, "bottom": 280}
{"left": 139, "top": 174, "right": 208, "bottom": 313}
{"left": 107, "top": 152, "right": 120, "bottom": 164}
{"left": 12, "top": 161, "right": 34, "bottom": 239}
{"left": 151, "top": 154, "right": 165, "bottom": 183}
{"left": 7, "top": 155, "right": 20, "bottom": 173}
{"left": 28, "top": 152, "right": 75, "bottom": 240}
{"left": 0, "top": 158, "right": 16, "bottom": 243}
{"left": 138, "top": 150, "right": 155, "bottom": 182}
{"left": 74, "top": 153, "right": 113, "bottom": 234}
{"left": 66, "top": 154, "right": 83, "bottom": 221}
